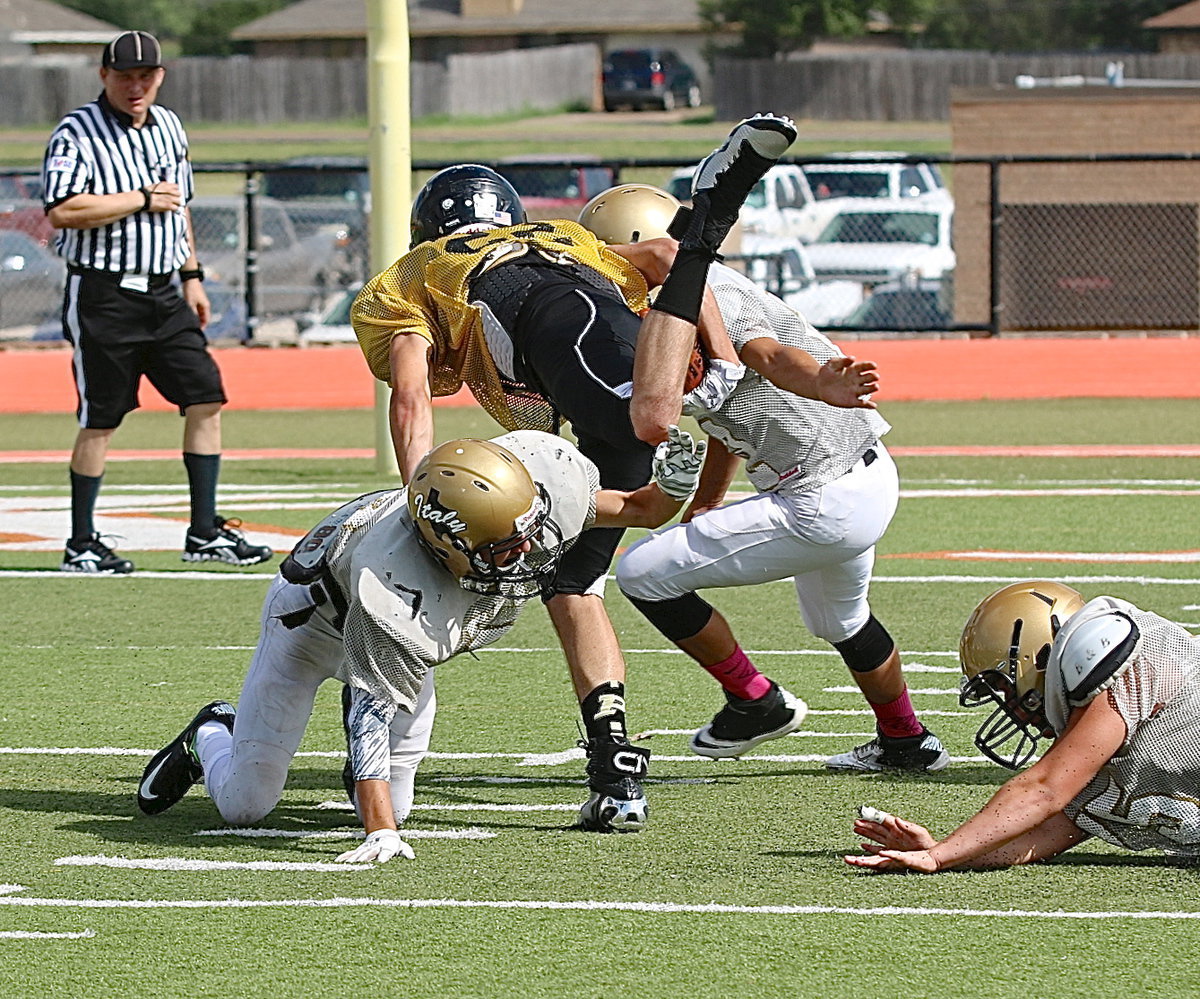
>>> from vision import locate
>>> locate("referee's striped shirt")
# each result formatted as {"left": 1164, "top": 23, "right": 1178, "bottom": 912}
{"left": 41, "top": 93, "right": 195, "bottom": 276}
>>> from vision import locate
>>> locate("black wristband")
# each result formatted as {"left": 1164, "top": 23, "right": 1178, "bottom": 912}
{"left": 179, "top": 265, "right": 204, "bottom": 283}
{"left": 141, "top": 187, "right": 152, "bottom": 212}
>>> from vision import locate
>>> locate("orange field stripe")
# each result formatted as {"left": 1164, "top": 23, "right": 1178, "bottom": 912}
{"left": 2, "top": 443, "right": 1196, "bottom": 463}
{"left": 3, "top": 336, "right": 1200, "bottom": 414}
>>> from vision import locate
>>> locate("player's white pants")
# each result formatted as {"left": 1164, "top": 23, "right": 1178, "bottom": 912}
{"left": 196, "top": 574, "right": 436, "bottom": 826}
{"left": 616, "top": 445, "right": 899, "bottom": 643}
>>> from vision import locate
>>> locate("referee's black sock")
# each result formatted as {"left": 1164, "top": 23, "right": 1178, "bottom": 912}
{"left": 69, "top": 469, "right": 102, "bottom": 541}
{"left": 183, "top": 452, "right": 221, "bottom": 536}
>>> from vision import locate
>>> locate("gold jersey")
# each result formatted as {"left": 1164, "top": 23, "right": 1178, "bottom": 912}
{"left": 351, "top": 219, "right": 650, "bottom": 431}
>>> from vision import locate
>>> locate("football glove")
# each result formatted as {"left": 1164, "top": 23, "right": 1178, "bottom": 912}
{"left": 335, "top": 828, "right": 415, "bottom": 864}
{"left": 653, "top": 424, "right": 707, "bottom": 501}
{"left": 681, "top": 358, "right": 744, "bottom": 415}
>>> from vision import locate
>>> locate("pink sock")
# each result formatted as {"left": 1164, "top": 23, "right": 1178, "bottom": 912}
{"left": 702, "top": 646, "right": 772, "bottom": 701}
{"left": 872, "top": 687, "right": 923, "bottom": 738}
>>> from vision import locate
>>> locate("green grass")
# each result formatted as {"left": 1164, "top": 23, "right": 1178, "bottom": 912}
{"left": 0, "top": 111, "right": 951, "bottom": 168}
{"left": 2, "top": 398, "right": 1198, "bottom": 997}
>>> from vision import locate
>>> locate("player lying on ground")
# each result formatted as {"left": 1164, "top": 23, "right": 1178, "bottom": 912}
{"left": 137, "top": 428, "right": 705, "bottom": 861}
{"left": 577, "top": 183, "right": 949, "bottom": 772}
{"left": 844, "top": 580, "right": 1200, "bottom": 872}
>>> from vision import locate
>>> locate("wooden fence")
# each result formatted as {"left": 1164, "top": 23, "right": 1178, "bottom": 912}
{"left": 714, "top": 51, "right": 1200, "bottom": 122}
{"left": 0, "top": 43, "right": 597, "bottom": 126}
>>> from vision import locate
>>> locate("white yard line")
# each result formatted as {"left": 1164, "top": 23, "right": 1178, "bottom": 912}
{"left": 55, "top": 855, "right": 368, "bottom": 873}
{"left": 0, "top": 886, "right": 1196, "bottom": 921}
{"left": 194, "top": 827, "right": 496, "bottom": 841}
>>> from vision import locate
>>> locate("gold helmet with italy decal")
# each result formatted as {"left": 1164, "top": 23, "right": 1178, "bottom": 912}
{"left": 577, "top": 183, "right": 680, "bottom": 244}
{"left": 958, "top": 580, "right": 1087, "bottom": 769}
{"left": 407, "top": 438, "right": 561, "bottom": 598}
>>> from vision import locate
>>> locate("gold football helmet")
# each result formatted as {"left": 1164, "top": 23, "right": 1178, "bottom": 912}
{"left": 407, "top": 438, "right": 560, "bottom": 597}
{"left": 959, "top": 580, "right": 1086, "bottom": 769}
{"left": 577, "top": 183, "right": 681, "bottom": 244}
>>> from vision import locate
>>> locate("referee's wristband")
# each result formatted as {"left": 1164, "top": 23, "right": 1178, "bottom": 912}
{"left": 140, "top": 187, "right": 152, "bottom": 212}
{"left": 179, "top": 265, "right": 205, "bottom": 284}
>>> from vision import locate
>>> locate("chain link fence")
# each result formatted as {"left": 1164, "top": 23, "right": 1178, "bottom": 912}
{"left": 4, "top": 154, "right": 1199, "bottom": 344}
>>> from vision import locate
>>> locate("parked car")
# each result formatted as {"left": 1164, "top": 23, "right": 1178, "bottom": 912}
{"left": 827, "top": 277, "right": 952, "bottom": 331}
{"left": 602, "top": 48, "right": 701, "bottom": 112}
{"left": 498, "top": 156, "right": 616, "bottom": 222}
{"left": 189, "top": 195, "right": 342, "bottom": 317}
{"left": 804, "top": 199, "right": 956, "bottom": 288}
{"left": 735, "top": 234, "right": 866, "bottom": 325}
{"left": 260, "top": 156, "right": 369, "bottom": 283}
{"left": 667, "top": 163, "right": 835, "bottom": 244}
{"left": 0, "top": 228, "right": 65, "bottom": 331}
{"left": 296, "top": 281, "right": 361, "bottom": 346}
{"left": 0, "top": 173, "right": 55, "bottom": 248}
{"left": 803, "top": 153, "right": 950, "bottom": 206}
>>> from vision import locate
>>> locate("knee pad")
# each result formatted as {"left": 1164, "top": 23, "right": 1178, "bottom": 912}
{"left": 833, "top": 614, "right": 894, "bottom": 673}
{"left": 625, "top": 592, "right": 713, "bottom": 642}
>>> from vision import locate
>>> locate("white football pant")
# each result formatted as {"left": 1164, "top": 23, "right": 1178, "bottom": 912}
{"left": 194, "top": 574, "right": 436, "bottom": 826}
{"left": 617, "top": 445, "right": 899, "bottom": 643}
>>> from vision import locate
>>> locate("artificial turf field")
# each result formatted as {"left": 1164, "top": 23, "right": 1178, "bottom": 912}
{"left": 1, "top": 398, "right": 1198, "bottom": 998}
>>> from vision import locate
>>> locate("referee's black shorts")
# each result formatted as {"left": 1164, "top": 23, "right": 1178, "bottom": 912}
{"left": 62, "top": 268, "right": 227, "bottom": 429}
{"left": 512, "top": 275, "right": 654, "bottom": 596}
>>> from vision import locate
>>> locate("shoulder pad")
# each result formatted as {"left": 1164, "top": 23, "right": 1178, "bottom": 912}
{"left": 281, "top": 489, "right": 393, "bottom": 584}
{"left": 1055, "top": 609, "right": 1140, "bottom": 707}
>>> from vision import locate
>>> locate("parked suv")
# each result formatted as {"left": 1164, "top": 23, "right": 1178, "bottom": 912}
{"left": 602, "top": 49, "right": 701, "bottom": 112}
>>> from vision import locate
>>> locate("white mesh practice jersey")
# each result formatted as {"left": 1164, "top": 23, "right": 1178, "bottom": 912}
{"left": 1046, "top": 597, "right": 1200, "bottom": 854}
{"left": 698, "top": 264, "right": 890, "bottom": 493}
{"left": 320, "top": 430, "right": 600, "bottom": 713}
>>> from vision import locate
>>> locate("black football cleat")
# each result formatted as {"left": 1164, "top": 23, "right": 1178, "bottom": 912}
{"left": 137, "top": 701, "right": 235, "bottom": 815}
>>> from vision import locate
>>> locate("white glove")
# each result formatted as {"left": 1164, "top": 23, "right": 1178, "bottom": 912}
{"left": 335, "top": 828, "right": 415, "bottom": 864}
{"left": 653, "top": 424, "right": 707, "bottom": 501}
{"left": 681, "top": 358, "right": 745, "bottom": 415}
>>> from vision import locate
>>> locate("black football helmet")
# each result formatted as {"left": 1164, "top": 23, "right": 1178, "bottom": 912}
{"left": 410, "top": 164, "right": 526, "bottom": 248}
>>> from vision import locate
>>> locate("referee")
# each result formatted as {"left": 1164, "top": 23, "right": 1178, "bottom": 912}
{"left": 42, "top": 30, "right": 271, "bottom": 574}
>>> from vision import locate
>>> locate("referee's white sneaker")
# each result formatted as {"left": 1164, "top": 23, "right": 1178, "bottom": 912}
{"left": 183, "top": 516, "right": 273, "bottom": 566}
{"left": 61, "top": 533, "right": 134, "bottom": 574}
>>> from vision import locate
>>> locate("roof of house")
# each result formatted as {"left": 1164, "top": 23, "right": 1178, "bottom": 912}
{"left": 233, "top": 0, "right": 708, "bottom": 42}
{"left": 1, "top": 0, "right": 119, "bottom": 41}
{"left": 1144, "top": 1, "right": 1200, "bottom": 29}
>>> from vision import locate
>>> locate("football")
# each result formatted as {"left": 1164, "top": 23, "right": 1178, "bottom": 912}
{"left": 684, "top": 339, "right": 706, "bottom": 393}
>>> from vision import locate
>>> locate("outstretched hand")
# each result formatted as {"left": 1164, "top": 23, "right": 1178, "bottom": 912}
{"left": 817, "top": 356, "right": 879, "bottom": 409}
{"left": 843, "top": 809, "right": 940, "bottom": 873}
{"left": 336, "top": 828, "right": 415, "bottom": 864}
{"left": 653, "top": 425, "right": 707, "bottom": 501}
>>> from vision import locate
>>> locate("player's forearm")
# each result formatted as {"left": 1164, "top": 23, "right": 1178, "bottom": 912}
{"left": 355, "top": 779, "right": 397, "bottom": 833}
{"left": 594, "top": 483, "right": 682, "bottom": 529}
{"left": 631, "top": 311, "right": 696, "bottom": 444}
{"left": 927, "top": 775, "right": 1066, "bottom": 870}
{"left": 47, "top": 190, "right": 143, "bottom": 229}
{"left": 696, "top": 287, "right": 738, "bottom": 363}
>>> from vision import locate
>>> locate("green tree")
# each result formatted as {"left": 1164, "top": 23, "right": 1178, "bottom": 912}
{"left": 700, "top": 0, "right": 881, "bottom": 57}
{"left": 59, "top": 0, "right": 194, "bottom": 40}
{"left": 180, "top": 0, "right": 290, "bottom": 55}
{"left": 920, "top": 0, "right": 1181, "bottom": 52}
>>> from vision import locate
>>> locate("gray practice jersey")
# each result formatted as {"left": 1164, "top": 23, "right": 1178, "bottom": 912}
{"left": 1046, "top": 597, "right": 1200, "bottom": 854}
{"left": 699, "top": 264, "right": 890, "bottom": 493}
{"left": 318, "top": 430, "right": 599, "bottom": 714}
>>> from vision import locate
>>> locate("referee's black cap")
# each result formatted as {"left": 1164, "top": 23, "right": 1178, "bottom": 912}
{"left": 101, "top": 31, "right": 163, "bottom": 71}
